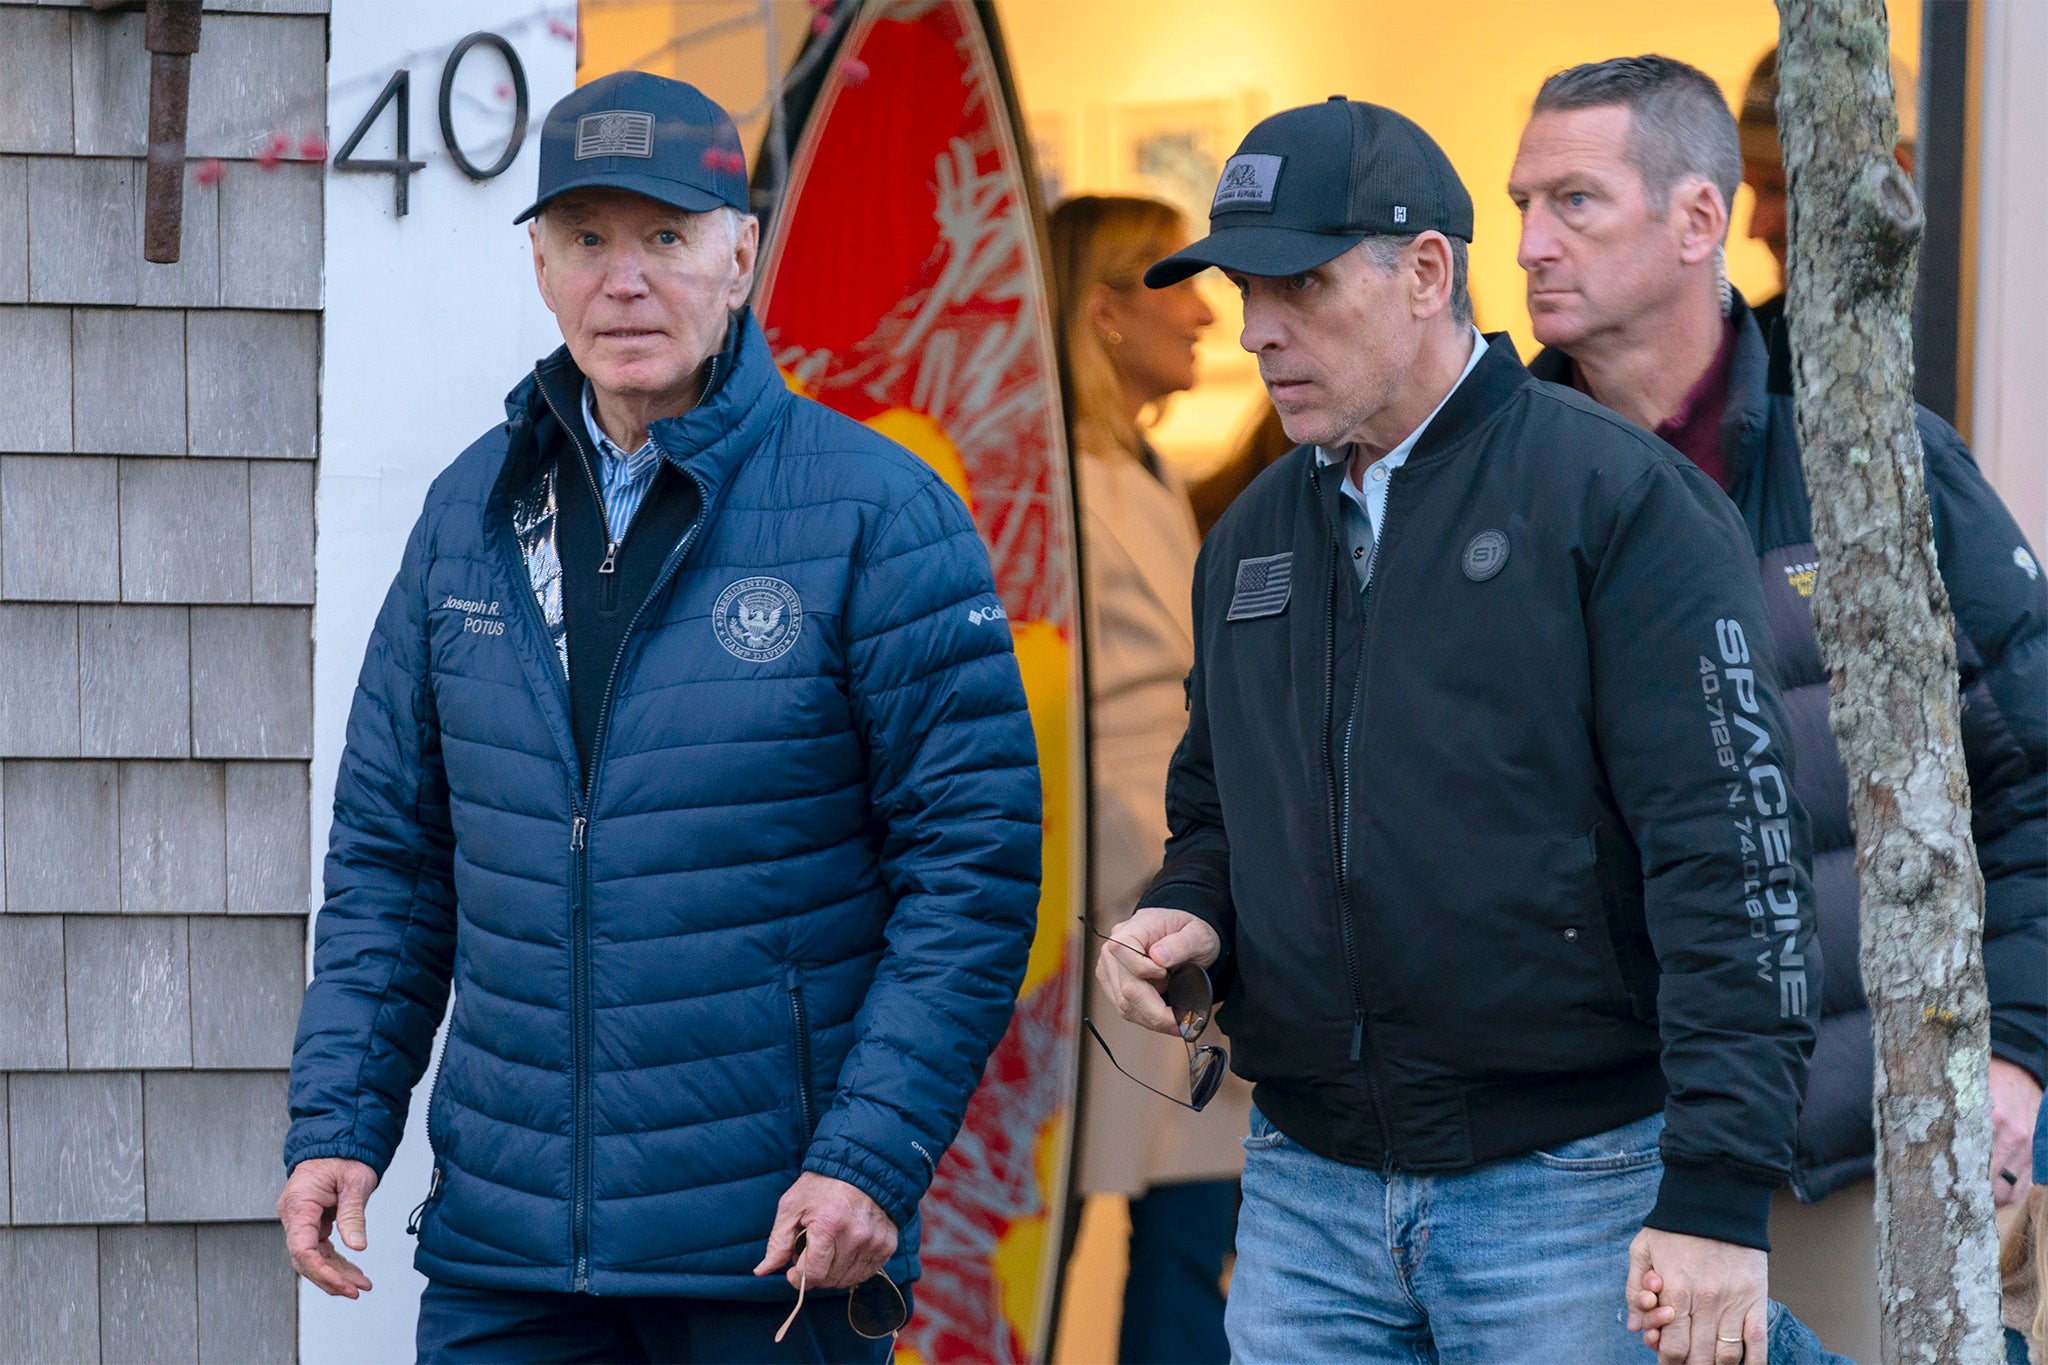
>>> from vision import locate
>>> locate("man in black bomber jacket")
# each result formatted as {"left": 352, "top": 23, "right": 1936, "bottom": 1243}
{"left": 1097, "top": 99, "right": 1820, "bottom": 1363}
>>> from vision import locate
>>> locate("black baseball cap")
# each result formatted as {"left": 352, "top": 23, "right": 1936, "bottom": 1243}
{"left": 1145, "top": 97, "right": 1473, "bottom": 287}
{"left": 514, "top": 71, "right": 749, "bottom": 224}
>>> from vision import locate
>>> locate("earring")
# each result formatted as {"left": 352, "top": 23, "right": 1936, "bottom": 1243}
{"left": 1104, "top": 329, "right": 1123, "bottom": 346}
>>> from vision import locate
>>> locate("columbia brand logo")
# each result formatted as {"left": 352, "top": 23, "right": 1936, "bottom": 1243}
{"left": 910, "top": 1140, "right": 936, "bottom": 1174}
{"left": 1462, "top": 530, "right": 1509, "bottom": 582}
{"left": 575, "top": 111, "right": 655, "bottom": 160}
{"left": 967, "top": 602, "right": 1008, "bottom": 625}
{"left": 1393, "top": 205, "right": 1408, "bottom": 224}
{"left": 1226, "top": 551, "right": 1293, "bottom": 620}
{"left": 1211, "top": 154, "right": 1284, "bottom": 211}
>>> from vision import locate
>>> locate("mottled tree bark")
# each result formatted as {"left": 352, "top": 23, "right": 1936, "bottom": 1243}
{"left": 1774, "top": 2, "right": 2002, "bottom": 1361}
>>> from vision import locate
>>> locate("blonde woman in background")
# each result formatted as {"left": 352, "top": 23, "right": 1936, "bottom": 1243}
{"left": 1050, "top": 195, "right": 1252, "bottom": 1364}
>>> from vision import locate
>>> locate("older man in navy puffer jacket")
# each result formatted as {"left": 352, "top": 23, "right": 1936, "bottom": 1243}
{"left": 279, "top": 74, "right": 1040, "bottom": 1363}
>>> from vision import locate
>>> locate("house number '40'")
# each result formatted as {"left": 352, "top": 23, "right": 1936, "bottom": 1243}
{"left": 333, "top": 31, "right": 532, "bottom": 216}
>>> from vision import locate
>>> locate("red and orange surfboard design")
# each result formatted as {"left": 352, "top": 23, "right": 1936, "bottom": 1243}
{"left": 752, "top": 2, "right": 1084, "bottom": 1361}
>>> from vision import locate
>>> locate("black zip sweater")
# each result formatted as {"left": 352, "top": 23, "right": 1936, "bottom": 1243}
{"left": 530, "top": 342, "right": 727, "bottom": 780}
{"left": 1147, "top": 334, "right": 1820, "bottom": 1250}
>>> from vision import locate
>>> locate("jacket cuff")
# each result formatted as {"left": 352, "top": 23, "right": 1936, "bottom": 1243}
{"left": 1643, "top": 1157, "right": 1779, "bottom": 1251}
{"left": 283, "top": 1139, "right": 395, "bottom": 1177}
{"left": 802, "top": 1124, "right": 924, "bottom": 1228}
{"left": 1139, "top": 879, "right": 1236, "bottom": 1000}
{"left": 1990, "top": 1014, "right": 2048, "bottom": 1088}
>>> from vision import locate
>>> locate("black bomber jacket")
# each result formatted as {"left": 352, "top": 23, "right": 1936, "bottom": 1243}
{"left": 1146, "top": 333, "right": 1820, "bottom": 1250}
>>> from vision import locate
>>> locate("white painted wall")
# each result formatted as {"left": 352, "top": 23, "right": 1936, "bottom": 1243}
{"left": 1973, "top": 0, "right": 2048, "bottom": 552}
{"left": 310, "top": 4, "right": 574, "bottom": 1360}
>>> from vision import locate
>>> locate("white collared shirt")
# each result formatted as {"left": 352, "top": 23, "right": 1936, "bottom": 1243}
{"left": 1315, "top": 325, "right": 1488, "bottom": 592}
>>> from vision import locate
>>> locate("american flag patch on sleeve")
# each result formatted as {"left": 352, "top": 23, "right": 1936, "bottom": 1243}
{"left": 1226, "top": 551, "right": 1294, "bottom": 620}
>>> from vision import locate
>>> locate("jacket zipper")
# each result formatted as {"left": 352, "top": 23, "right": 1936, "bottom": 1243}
{"left": 542, "top": 353, "right": 721, "bottom": 614}
{"left": 1317, "top": 459, "right": 1394, "bottom": 1163}
{"left": 526, "top": 362, "right": 718, "bottom": 1293}
{"left": 787, "top": 977, "right": 819, "bottom": 1142}
{"left": 406, "top": 1059, "right": 449, "bottom": 1235}
{"left": 562, "top": 493, "right": 707, "bottom": 1291}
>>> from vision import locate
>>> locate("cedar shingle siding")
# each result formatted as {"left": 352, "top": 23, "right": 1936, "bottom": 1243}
{"left": 0, "top": 2, "right": 324, "bottom": 1358}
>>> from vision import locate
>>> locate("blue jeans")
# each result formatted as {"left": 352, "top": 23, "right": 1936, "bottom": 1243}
{"left": 1121, "top": 1178, "right": 1236, "bottom": 1363}
{"left": 1226, "top": 1106, "right": 1852, "bottom": 1365}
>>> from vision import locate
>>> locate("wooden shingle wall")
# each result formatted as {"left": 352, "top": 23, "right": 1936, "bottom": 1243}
{"left": 0, "top": 2, "right": 325, "bottom": 1359}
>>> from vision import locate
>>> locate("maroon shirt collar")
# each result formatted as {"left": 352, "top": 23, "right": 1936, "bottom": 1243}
{"left": 1570, "top": 318, "right": 1739, "bottom": 489}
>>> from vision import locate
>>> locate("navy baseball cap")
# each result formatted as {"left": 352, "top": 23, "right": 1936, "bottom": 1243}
{"left": 514, "top": 71, "right": 749, "bottom": 224}
{"left": 1145, "top": 97, "right": 1473, "bottom": 287}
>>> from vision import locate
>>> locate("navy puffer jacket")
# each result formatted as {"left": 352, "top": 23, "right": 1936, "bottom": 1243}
{"left": 285, "top": 311, "right": 1042, "bottom": 1298}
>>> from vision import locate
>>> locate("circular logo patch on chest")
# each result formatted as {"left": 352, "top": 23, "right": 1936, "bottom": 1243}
{"left": 713, "top": 577, "right": 803, "bottom": 662}
{"left": 1462, "top": 530, "right": 1510, "bottom": 582}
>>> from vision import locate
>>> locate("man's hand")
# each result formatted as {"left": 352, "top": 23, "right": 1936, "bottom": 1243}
{"left": 754, "top": 1173, "right": 898, "bottom": 1289}
{"left": 277, "top": 1157, "right": 379, "bottom": 1299}
{"left": 1990, "top": 1057, "right": 2042, "bottom": 1209}
{"left": 1626, "top": 1228, "right": 1767, "bottom": 1363}
{"left": 1093, "top": 907, "right": 1222, "bottom": 1037}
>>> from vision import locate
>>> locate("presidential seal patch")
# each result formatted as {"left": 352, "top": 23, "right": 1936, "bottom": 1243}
{"left": 1462, "top": 530, "right": 1509, "bottom": 582}
{"left": 713, "top": 577, "right": 803, "bottom": 662}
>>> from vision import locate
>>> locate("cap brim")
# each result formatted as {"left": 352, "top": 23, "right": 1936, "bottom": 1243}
{"left": 1143, "top": 225, "right": 1368, "bottom": 288}
{"left": 514, "top": 171, "right": 733, "bottom": 224}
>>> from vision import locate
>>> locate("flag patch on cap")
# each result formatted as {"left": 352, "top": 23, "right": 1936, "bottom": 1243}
{"left": 575, "top": 111, "right": 655, "bottom": 160}
{"left": 1212, "top": 154, "right": 1284, "bottom": 211}
{"left": 1226, "top": 551, "right": 1293, "bottom": 620}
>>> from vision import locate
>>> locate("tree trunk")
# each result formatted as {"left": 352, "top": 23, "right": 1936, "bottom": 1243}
{"left": 1774, "top": 3, "right": 2003, "bottom": 1361}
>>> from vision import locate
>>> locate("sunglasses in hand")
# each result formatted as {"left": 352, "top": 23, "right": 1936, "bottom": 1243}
{"left": 1083, "top": 919, "right": 1230, "bottom": 1112}
{"left": 771, "top": 1227, "right": 909, "bottom": 1347}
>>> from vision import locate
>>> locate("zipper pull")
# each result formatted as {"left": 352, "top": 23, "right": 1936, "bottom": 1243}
{"left": 598, "top": 542, "right": 619, "bottom": 575}
{"left": 405, "top": 1167, "right": 442, "bottom": 1236}
{"left": 1350, "top": 1011, "right": 1366, "bottom": 1062}
{"left": 570, "top": 816, "right": 587, "bottom": 852}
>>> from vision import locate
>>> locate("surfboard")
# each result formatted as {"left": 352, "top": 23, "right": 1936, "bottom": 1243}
{"left": 751, "top": 3, "right": 1085, "bottom": 1361}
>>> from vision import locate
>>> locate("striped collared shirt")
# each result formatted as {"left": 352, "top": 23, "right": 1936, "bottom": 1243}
{"left": 580, "top": 380, "right": 664, "bottom": 546}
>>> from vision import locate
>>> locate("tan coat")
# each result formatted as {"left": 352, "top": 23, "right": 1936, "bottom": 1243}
{"left": 1073, "top": 446, "right": 1253, "bottom": 1197}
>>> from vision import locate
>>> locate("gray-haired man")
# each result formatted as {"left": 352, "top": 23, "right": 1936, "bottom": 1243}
{"left": 1512, "top": 55, "right": 2047, "bottom": 1364}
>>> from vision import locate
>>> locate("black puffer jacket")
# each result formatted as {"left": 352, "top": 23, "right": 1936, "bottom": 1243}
{"left": 1147, "top": 334, "right": 1819, "bottom": 1251}
{"left": 1532, "top": 293, "right": 2048, "bottom": 1201}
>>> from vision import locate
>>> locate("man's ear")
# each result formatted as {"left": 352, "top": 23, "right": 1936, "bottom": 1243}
{"left": 1674, "top": 179, "right": 1728, "bottom": 267}
{"left": 1409, "top": 232, "right": 1454, "bottom": 321}
{"left": 727, "top": 215, "right": 761, "bottom": 310}
{"left": 530, "top": 220, "right": 558, "bottom": 315}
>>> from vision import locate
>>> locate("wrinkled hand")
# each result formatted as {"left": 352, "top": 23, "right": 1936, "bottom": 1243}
{"left": 1626, "top": 1228, "right": 1767, "bottom": 1363}
{"left": 1989, "top": 1057, "right": 2042, "bottom": 1209}
{"left": 754, "top": 1173, "right": 898, "bottom": 1289}
{"left": 278, "top": 1157, "right": 379, "bottom": 1299}
{"left": 1093, "top": 907, "right": 1222, "bottom": 1037}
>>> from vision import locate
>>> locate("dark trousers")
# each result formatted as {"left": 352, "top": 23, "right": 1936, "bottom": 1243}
{"left": 415, "top": 1280, "right": 903, "bottom": 1364}
{"left": 1118, "top": 1179, "right": 1237, "bottom": 1365}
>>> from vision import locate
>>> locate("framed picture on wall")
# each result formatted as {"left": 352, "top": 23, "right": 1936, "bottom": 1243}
{"left": 1109, "top": 91, "right": 1267, "bottom": 227}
